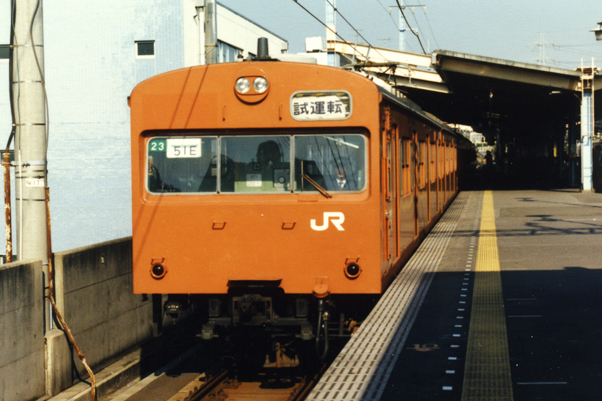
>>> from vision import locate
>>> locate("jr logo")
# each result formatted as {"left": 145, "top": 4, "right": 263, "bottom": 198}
{"left": 311, "top": 212, "right": 345, "bottom": 231}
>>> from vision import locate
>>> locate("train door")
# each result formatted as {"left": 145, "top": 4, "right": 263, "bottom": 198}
{"left": 446, "top": 142, "right": 451, "bottom": 198}
{"left": 429, "top": 134, "right": 436, "bottom": 220}
{"left": 381, "top": 107, "right": 398, "bottom": 270}
{"left": 399, "top": 130, "right": 413, "bottom": 252}
{"left": 425, "top": 134, "right": 430, "bottom": 222}
{"left": 441, "top": 138, "right": 447, "bottom": 202}
{"left": 436, "top": 132, "right": 443, "bottom": 211}
{"left": 391, "top": 124, "right": 400, "bottom": 259}
{"left": 412, "top": 130, "right": 419, "bottom": 237}
{"left": 450, "top": 140, "right": 458, "bottom": 193}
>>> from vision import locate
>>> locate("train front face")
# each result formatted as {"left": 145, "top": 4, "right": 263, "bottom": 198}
{"left": 130, "top": 60, "right": 382, "bottom": 336}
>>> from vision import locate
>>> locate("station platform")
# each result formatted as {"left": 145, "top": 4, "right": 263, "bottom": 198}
{"left": 308, "top": 189, "right": 602, "bottom": 401}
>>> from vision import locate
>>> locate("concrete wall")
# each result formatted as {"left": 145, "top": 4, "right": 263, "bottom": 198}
{"left": 49, "top": 237, "right": 155, "bottom": 393}
{"left": 0, "top": 260, "right": 45, "bottom": 401}
{"left": 0, "top": 237, "right": 183, "bottom": 398}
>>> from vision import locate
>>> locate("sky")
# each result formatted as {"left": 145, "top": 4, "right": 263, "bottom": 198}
{"left": 219, "top": 0, "right": 602, "bottom": 70}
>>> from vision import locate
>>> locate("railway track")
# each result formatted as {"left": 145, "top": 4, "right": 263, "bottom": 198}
{"left": 166, "top": 365, "right": 322, "bottom": 401}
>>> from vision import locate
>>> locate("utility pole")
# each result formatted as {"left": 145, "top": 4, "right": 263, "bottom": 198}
{"left": 326, "top": 0, "right": 337, "bottom": 67}
{"left": 12, "top": 0, "right": 50, "bottom": 329}
{"left": 390, "top": 2, "right": 425, "bottom": 52}
{"left": 397, "top": 0, "right": 406, "bottom": 51}
{"left": 205, "top": 0, "right": 218, "bottom": 64}
{"left": 538, "top": 33, "right": 546, "bottom": 66}
{"left": 194, "top": 0, "right": 206, "bottom": 65}
{"left": 12, "top": 0, "right": 49, "bottom": 262}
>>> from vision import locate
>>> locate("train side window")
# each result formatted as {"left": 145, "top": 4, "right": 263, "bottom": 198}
{"left": 438, "top": 142, "right": 444, "bottom": 179}
{"left": 430, "top": 142, "right": 436, "bottom": 184}
{"left": 419, "top": 141, "right": 426, "bottom": 188}
{"left": 147, "top": 136, "right": 217, "bottom": 193}
{"left": 401, "top": 138, "right": 411, "bottom": 196}
{"left": 410, "top": 138, "right": 418, "bottom": 192}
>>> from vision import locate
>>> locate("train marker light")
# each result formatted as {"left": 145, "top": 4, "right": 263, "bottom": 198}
{"left": 235, "top": 77, "right": 251, "bottom": 93}
{"left": 345, "top": 263, "right": 361, "bottom": 279}
{"left": 151, "top": 263, "right": 167, "bottom": 279}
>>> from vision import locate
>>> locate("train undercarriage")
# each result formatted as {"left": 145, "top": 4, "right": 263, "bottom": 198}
{"left": 158, "top": 289, "right": 376, "bottom": 368}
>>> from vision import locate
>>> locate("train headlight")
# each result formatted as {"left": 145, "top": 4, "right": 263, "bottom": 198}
{"left": 235, "top": 77, "right": 251, "bottom": 94}
{"left": 233, "top": 70, "right": 270, "bottom": 104}
{"left": 253, "top": 77, "right": 268, "bottom": 93}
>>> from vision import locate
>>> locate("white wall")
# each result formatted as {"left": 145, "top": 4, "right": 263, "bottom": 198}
{"left": 0, "top": 1, "right": 288, "bottom": 253}
{"left": 183, "top": 1, "right": 288, "bottom": 67}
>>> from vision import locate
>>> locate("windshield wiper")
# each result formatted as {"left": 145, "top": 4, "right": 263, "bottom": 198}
{"left": 302, "top": 174, "right": 332, "bottom": 199}
{"left": 325, "top": 136, "right": 360, "bottom": 149}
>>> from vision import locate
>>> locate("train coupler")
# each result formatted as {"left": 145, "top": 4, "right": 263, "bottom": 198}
{"left": 199, "top": 322, "right": 217, "bottom": 340}
{"left": 263, "top": 342, "right": 300, "bottom": 368}
{"left": 300, "top": 322, "right": 314, "bottom": 341}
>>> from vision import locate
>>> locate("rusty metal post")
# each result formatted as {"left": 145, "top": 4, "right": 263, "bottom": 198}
{"left": 45, "top": 188, "right": 96, "bottom": 401}
{"left": 3, "top": 151, "right": 12, "bottom": 263}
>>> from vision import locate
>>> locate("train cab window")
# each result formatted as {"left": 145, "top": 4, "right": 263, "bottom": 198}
{"left": 146, "top": 133, "right": 366, "bottom": 195}
{"left": 147, "top": 136, "right": 217, "bottom": 193}
{"left": 221, "top": 136, "right": 291, "bottom": 193}
{"left": 294, "top": 134, "right": 366, "bottom": 192}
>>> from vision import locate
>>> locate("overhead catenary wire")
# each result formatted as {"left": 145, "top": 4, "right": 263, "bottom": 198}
{"left": 372, "top": 0, "right": 417, "bottom": 52}
{"left": 394, "top": 0, "right": 426, "bottom": 53}
{"left": 374, "top": 0, "right": 400, "bottom": 30}
{"left": 412, "top": 0, "right": 440, "bottom": 49}
{"left": 408, "top": 4, "right": 426, "bottom": 46}
{"left": 528, "top": 37, "right": 600, "bottom": 67}
{"left": 325, "top": 0, "right": 373, "bottom": 53}
{"left": 292, "top": 0, "right": 391, "bottom": 63}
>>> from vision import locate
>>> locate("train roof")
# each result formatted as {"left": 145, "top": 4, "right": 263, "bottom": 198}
{"left": 130, "top": 58, "right": 472, "bottom": 148}
{"left": 359, "top": 69, "right": 470, "bottom": 145}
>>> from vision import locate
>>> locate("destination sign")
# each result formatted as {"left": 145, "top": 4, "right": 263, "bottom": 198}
{"left": 290, "top": 91, "right": 351, "bottom": 121}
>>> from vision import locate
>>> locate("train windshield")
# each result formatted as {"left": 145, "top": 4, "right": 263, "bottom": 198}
{"left": 146, "top": 133, "right": 366, "bottom": 194}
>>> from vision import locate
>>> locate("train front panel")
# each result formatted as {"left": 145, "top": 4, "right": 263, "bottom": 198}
{"left": 130, "top": 61, "right": 385, "bottom": 298}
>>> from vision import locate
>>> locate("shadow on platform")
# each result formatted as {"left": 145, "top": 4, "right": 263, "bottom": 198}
{"left": 379, "top": 265, "right": 602, "bottom": 401}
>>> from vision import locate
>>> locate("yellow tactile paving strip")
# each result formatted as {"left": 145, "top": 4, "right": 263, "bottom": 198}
{"left": 461, "top": 191, "right": 513, "bottom": 400}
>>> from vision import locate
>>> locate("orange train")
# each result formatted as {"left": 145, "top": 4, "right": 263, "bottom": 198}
{"left": 129, "top": 41, "right": 473, "bottom": 357}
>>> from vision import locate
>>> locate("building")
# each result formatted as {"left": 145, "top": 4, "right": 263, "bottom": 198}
{"left": 0, "top": 1, "right": 288, "bottom": 253}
